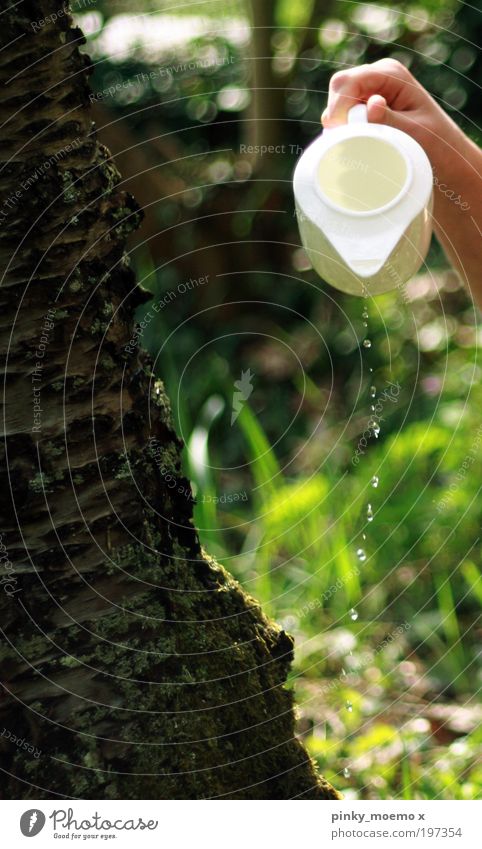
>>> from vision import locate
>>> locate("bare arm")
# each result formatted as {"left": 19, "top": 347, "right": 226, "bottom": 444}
{"left": 322, "top": 59, "right": 482, "bottom": 307}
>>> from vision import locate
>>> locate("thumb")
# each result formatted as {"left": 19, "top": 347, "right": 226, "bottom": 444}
{"left": 366, "top": 94, "right": 415, "bottom": 137}
{"left": 366, "top": 94, "right": 389, "bottom": 124}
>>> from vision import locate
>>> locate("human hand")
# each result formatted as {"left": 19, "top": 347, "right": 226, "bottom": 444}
{"left": 321, "top": 59, "right": 463, "bottom": 169}
{"left": 321, "top": 59, "right": 482, "bottom": 305}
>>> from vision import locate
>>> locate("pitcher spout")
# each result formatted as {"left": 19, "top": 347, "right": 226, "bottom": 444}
{"left": 345, "top": 257, "right": 386, "bottom": 278}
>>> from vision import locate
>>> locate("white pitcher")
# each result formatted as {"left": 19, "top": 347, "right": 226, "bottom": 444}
{"left": 293, "top": 103, "right": 433, "bottom": 296}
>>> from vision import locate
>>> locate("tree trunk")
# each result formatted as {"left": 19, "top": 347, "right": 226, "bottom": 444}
{"left": 0, "top": 1, "right": 339, "bottom": 800}
{"left": 244, "top": 0, "right": 286, "bottom": 171}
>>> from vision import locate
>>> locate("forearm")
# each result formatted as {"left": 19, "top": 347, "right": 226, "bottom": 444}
{"left": 425, "top": 126, "right": 482, "bottom": 308}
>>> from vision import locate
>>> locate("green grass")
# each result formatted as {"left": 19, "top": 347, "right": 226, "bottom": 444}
{"left": 173, "top": 361, "right": 481, "bottom": 800}
{"left": 135, "top": 235, "right": 481, "bottom": 801}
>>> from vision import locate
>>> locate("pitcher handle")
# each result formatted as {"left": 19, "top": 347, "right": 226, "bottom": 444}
{"left": 347, "top": 103, "right": 368, "bottom": 123}
{"left": 322, "top": 102, "right": 369, "bottom": 135}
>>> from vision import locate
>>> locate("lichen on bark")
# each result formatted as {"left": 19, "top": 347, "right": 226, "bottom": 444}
{"left": 0, "top": 1, "right": 339, "bottom": 800}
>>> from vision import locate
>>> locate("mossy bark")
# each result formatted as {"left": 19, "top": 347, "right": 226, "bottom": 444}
{"left": 0, "top": 1, "right": 339, "bottom": 800}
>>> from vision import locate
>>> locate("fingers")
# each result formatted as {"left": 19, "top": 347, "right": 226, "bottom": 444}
{"left": 366, "top": 92, "right": 428, "bottom": 140}
{"left": 321, "top": 59, "right": 418, "bottom": 127}
{"left": 366, "top": 94, "right": 388, "bottom": 124}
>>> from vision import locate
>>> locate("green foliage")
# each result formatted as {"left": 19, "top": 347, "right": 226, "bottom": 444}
{"left": 167, "top": 325, "right": 481, "bottom": 799}
{"left": 82, "top": 0, "right": 481, "bottom": 142}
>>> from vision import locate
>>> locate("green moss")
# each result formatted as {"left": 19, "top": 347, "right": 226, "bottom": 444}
{"left": 62, "top": 171, "right": 77, "bottom": 204}
{"left": 100, "top": 354, "right": 117, "bottom": 371}
{"left": 90, "top": 318, "right": 108, "bottom": 335}
{"left": 113, "top": 452, "right": 132, "bottom": 481}
{"left": 45, "top": 441, "right": 64, "bottom": 457}
{"left": 59, "top": 655, "right": 82, "bottom": 668}
{"left": 151, "top": 380, "right": 175, "bottom": 428}
{"left": 28, "top": 472, "right": 52, "bottom": 493}
{"left": 148, "top": 438, "right": 181, "bottom": 476}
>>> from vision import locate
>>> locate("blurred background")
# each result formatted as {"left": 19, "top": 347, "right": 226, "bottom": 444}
{"left": 77, "top": 0, "right": 481, "bottom": 799}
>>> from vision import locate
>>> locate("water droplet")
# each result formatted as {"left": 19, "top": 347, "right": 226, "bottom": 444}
{"left": 369, "top": 367, "right": 373, "bottom": 373}
{"left": 346, "top": 701, "right": 353, "bottom": 712}
{"left": 363, "top": 320, "right": 368, "bottom": 328}
{"left": 371, "top": 475, "right": 379, "bottom": 488}
{"left": 363, "top": 339, "right": 372, "bottom": 348}
{"left": 370, "top": 385, "right": 376, "bottom": 398}
{"left": 362, "top": 307, "right": 369, "bottom": 319}
{"left": 367, "top": 503, "right": 374, "bottom": 522}
{"left": 368, "top": 418, "right": 380, "bottom": 438}
{"left": 341, "top": 667, "right": 346, "bottom": 678}
{"left": 362, "top": 533, "right": 366, "bottom": 540}
{"left": 349, "top": 607, "right": 359, "bottom": 621}
{"left": 356, "top": 548, "right": 366, "bottom": 562}
{"left": 343, "top": 767, "right": 351, "bottom": 778}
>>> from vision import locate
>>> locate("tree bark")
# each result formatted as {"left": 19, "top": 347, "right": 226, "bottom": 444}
{"left": 0, "top": 1, "right": 339, "bottom": 800}
{"left": 244, "top": 0, "right": 286, "bottom": 171}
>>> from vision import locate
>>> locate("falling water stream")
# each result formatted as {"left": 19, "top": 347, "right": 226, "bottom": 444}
{"left": 343, "top": 297, "right": 382, "bottom": 782}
